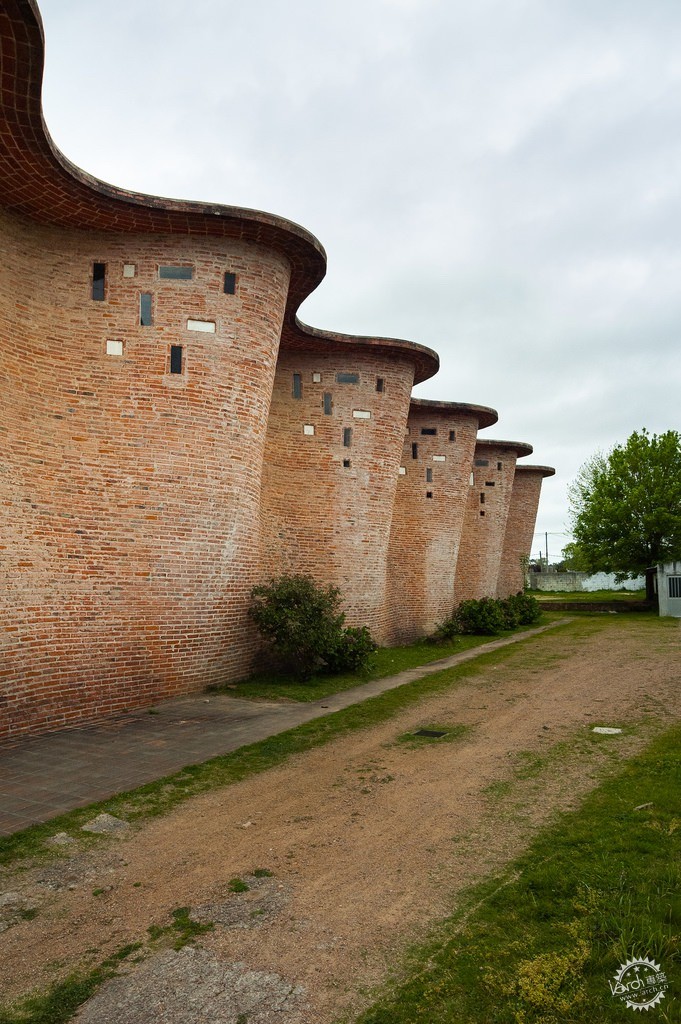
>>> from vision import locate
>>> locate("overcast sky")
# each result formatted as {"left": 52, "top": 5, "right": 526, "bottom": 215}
{"left": 37, "top": 0, "right": 681, "bottom": 561}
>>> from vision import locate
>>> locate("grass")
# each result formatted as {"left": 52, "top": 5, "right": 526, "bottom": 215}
{"left": 207, "top": 626, "right": 552, "bottom": 703}
{"left": 352, "top": 721, "right": 681, "bottom": 1024}
{"left": 0, "top": 618, "right": 568, "bottom": 871}
{"left": 0, "top": 944, "right": 142, "bottom": 1024}
{"left": 535, "top": 589, "right": 647, "bottom": 602}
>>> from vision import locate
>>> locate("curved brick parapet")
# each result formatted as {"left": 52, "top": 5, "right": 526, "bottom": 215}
{"left": 0, "top": 0, "right": 442, "bottom": 736}
{"left": 453, "top": 439, "right": 533, "bottom": 604}
{"left": 0, "top": 1, "right": 555, "bottom": 738}
{"left": 386, "top": 400, "right": 498, "bottom": 642}
{"left": 497, "top": 465, "right": 556, "bottom": 598}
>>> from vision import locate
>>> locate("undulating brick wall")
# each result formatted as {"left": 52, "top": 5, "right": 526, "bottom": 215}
{"left": 0, "top": 209, "right": 290, "bottom": 736}
{"left": 0, "top": 0, "right": 555, "bottom": 739}
{"left": 497, "top": 466, "right": 555, "bottom": 598}
{"left": 452, "top": 440, "right": 533, "bottom": 605}
{"left": 260, "top": 343, "right": 425, "bottom": 642}
{"left": 385, "top": 400, "right": 497, "bottom": 643}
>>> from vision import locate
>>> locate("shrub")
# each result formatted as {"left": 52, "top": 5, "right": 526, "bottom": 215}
{"left": 507, "top": 591, "right": 541, "bottom": 625}
{"left": 455, "top": 597, "right": 507, "bottom": 635}
{"left": 249, "top": 574, "right": 376, "bottom": 678}
{"left": 427, "top": 617, "right": 461, "bottom": 644}
{"left": 324, "top": 625, "right": 378, "bottom": 674}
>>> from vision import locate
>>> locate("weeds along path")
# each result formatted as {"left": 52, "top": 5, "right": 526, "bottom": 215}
{"left": 1, "top": 615, "right": 680, "bottom": 1023}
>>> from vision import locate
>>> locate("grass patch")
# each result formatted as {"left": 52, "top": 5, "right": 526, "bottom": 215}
{"left": 208, "top": 623, "right": 555, "bottom": 703}
{"left": 0, "top": 943, "right": 142, "bottom": 1024}
{"left": 147, "top": 906, "right": 213, "bottom": 950}
{"left": 535, "top": 589, "right": 647, "bottom": 602}
{"left": 353, "top": 722, "right": 681, "bottom": 1024}
{"left": 228, "top": 877, "right": 250, "bottom": 893}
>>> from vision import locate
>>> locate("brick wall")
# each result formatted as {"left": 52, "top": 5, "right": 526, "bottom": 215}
{"left": 385, "top": 400, "right": 497, "bottom": 643}
{"left": 260, "top": 344, "right": 419, "bottom": 642}
{"left": 453, "top": 440, "right": 532, "bottom": 604}
{"left": 497, "top": 466, "right": 554, "bottom": 597}
{"left": 0, "top": 209, "right": 290, "bottom": 738}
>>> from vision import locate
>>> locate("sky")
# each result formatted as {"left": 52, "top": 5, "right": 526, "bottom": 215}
{"left": 36, "top": 0, "right": 681, "bottom": 561}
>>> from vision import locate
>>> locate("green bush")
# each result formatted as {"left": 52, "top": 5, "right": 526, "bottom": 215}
{"left": 427, "top": 617, "right": 461, "bottom": 644}
{"left": 506, "top": 591, "right": 541, "bottom": 625}
{"left": 324, "top": 625, "right": 378, "bottom": 673}
{"left": 455, "top": 597, "right": 508, "bottom": 635}
{"left": 249, "top": 574, "right": 376, "bottom": 679}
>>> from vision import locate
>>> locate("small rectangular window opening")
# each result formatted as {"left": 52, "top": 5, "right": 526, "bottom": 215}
{"left": 480, "top": 493, "right": 485, "bottom": 504}
{"left": 421, "top": 428, "right": 437, "bottom": 436}
{"left": 669, "top": 576, "right": 681, "bottom": 599}
{"left": 312, "top": 372, "right": 321, "bottom": 383}
{"left": 411, "top": 443, "right": 418, "bottom": 459}
{"left": 292, "top": 373, "right": 302, "bottom": 399}
{"left": 159, "top": 265, "right": 193, "bottom": 280}
{"left": 343, "top": 458, "right": 351, "bottom": 468}
{"left": 343, "top": 427, "right": 352, "bottom": 448}
{"left": 426, "top": 468, "right": 433, "bottom": 483}
{"left": 448, "top": 430, "right": 456, "bottom": 441}
{"left": 376, "top": 377, "right": 384, "bottom": 392}
{"left": 323, "top": 393, "right": 332, "bottom": 415}
{"left": 336, "top": 372, "right": 359, "bottom": 384}
{"left": 485, "top": 481, "right": 495, "bottom": 487}
{"left": 92, "top": 262, "right": 106, "bottom": 301}
{"left": 426, "top": 491, "right": 433, "bottom": 499}
{"left": 497, "top": 462, "right": 503, "bottom": 470}
{"left": 170, "top": 345, "right": 183, "bottom": 374}
{"left": 223, "top": 272, "right": 237, "bottom": 295}
{"left": 140, "top": 293, "right": 153, "bottom": 326}
{"left": 475, "top": 458, "right": 489, "bottom": 467}
{"left": 480, "top": 510, "right": 486, "bottom": 517}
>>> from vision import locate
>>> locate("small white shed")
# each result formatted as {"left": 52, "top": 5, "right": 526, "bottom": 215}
{"left": 657, "top": 561, "right": 681, "bottom": 617}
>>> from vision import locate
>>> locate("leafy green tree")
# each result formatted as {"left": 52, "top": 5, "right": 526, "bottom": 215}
{"left": 568, "top": 429, "right": 681, "bottom": 597}
{"left": 559, "top": 541, "right": 591, "bottom": 572}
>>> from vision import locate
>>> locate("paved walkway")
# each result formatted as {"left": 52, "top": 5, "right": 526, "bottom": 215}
{"left": 0, "top": 622, "right": 566, "bottom": 835}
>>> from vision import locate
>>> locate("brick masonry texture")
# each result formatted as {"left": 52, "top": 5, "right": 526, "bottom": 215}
{"left": 453, "top": 440, "right": 534, "bottom": 605}
{"left": 497, "top": 466, "right": 556, "bottom": 598}
{"left": 0, "top": 1, "right": 554, "bottom": 738}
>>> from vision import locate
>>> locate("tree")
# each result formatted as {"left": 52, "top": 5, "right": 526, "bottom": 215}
{"left": 568, "top": 429, "right": 681, "bottom": 599}
{"left": 559, "top": 541, "right": 591, "bottom": 573}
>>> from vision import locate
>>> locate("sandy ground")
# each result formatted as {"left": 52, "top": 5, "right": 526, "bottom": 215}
{"left": 1, "top": 615, "right": 679, "bottom": 1022}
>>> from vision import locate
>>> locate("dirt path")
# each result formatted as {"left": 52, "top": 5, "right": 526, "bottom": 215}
{"left": 1, "top": 616, "right": 679, "bottom": 1022}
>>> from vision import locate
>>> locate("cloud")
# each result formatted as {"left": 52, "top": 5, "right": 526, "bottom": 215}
{"left": 38, "top": 0, "right": 681, "bottom": 556}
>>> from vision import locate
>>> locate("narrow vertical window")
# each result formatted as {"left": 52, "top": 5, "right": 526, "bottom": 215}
{"left": 92, "top": 263, "right": 106, "bottom": 301}
{"left": 411, "top": 442, "right": 418, "bottom": 459}
{"left": 343, "top": 427, "right": 352, "bottom": 448}
{"left": 140, "top": 293, "right": 153, "bottom": 326}
{"left": 449, "top": 430, "right": 456, "bottom": 441}
{"left": 223, "top": 272, "right": 237, "bottom": 295}
{"left": 376, "top": 377, "right": 384, "bottom": 392}
{"left": 497, "top": 462, "right": 503, "bottom": 470}
{"left": 170, "top": 345, "right": 183, "bottom": 374}
{"left": 323, "top": 392, "right": 332, "bottom": 415}
{"left": 480, "top": 493, "right": 485, "bottom": 504}
{"left": 426, "top": 468, "right": 433, "bottom": 482}
{"left": 292, "top": 373, "right": 302, "bottom": 399}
